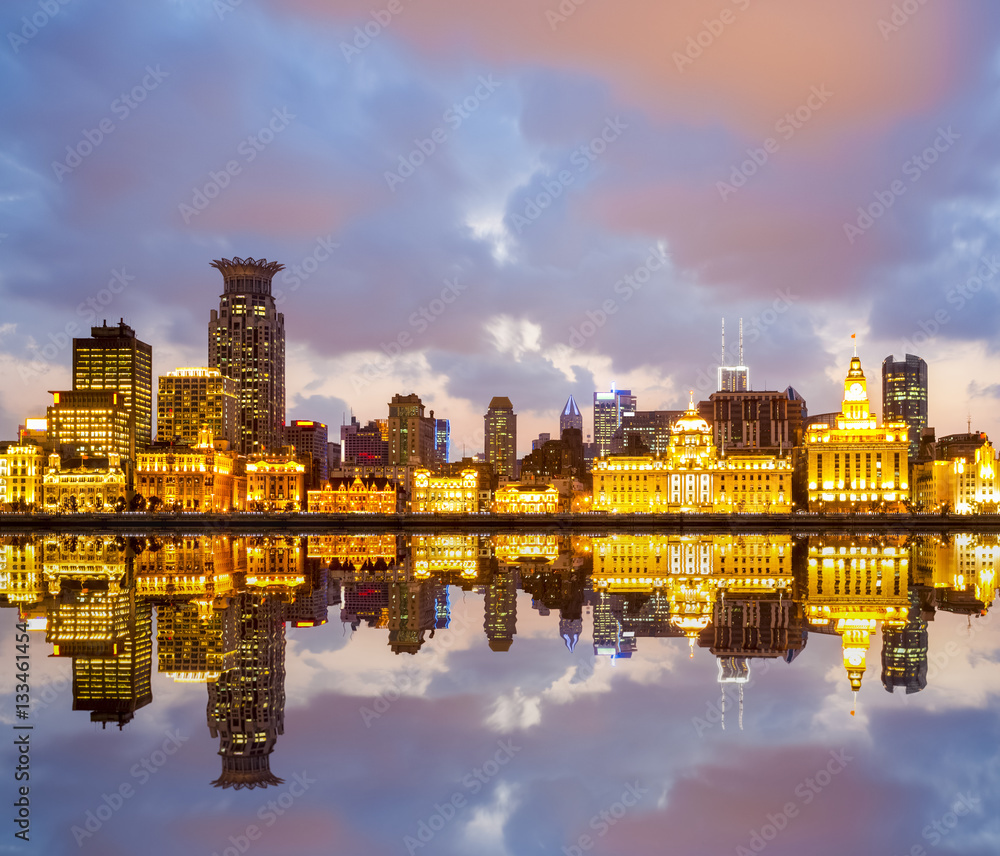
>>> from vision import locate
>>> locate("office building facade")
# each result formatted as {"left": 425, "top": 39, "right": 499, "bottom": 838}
{"left": 485, "top": 396, "right": 517, "bottom": 479}
{"left": 156, "top": 367, "right": 237, "bottom": 447}
{"left": 882, "top": 354, "right": 928, "bottom": 460}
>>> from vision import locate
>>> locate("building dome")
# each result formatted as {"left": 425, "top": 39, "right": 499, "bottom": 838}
{"left": 672, "top": 391, "right": 711, "bottom": 435}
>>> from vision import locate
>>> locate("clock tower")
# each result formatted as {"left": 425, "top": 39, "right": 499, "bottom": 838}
{"left": 840, "top": 355, "right": 873, "bottom": 427}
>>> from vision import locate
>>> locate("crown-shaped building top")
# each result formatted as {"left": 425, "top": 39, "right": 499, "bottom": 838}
{"left": 210, "top": 257, "right": 286, "bottom": 296}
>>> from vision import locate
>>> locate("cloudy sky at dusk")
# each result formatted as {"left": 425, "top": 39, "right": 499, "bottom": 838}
{"left": 3, "top": 1, "right": 1000, "bottom": 452}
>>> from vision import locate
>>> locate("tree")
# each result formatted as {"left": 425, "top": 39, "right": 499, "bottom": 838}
{"left": 130, "top": 493, "right": 146, "bottom": 512}
{"left": 146, "top": 496, "right": 162, "bottom": 514}
{"left": 114, "top": 496, "right": 126, "bottom": 514}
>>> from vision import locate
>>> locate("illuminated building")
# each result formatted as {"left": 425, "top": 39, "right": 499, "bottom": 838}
{"left": 136, "top": 432, "right": 245, "bottom": 511}
{"left": 493, "top": 483, "right": 559, "bottom": 513}
{"left": 48, "top": 584, "right": 132, "bottom": 659}
{"left": 72, "top": 320, "right": 153, "bottom": 456}
{"left": 282, "top": 567, "right": 329, "bottom": 628}
{"left": 484, "top": 565, "right": 518, "bottom": 651}
{"left": 804, "top": 351, "right": 910, "bottom": 511}
{"left": 593, "top": 385, "right": 635, "bottom": 458}
{"left": 46, "top": 390, "right": 131, "bottom": 459}
{"left": 912, "top": 434, "right": 998, "bottom": 513}
{"left": 43, "top": 451, "right": 127, "bottom": 512}
{"left": 0, "top": 540, "right": 44, "bottom": 609}
{"left": 18, "top": 417, "right": 48, "bottom": 446}
{"left": 435, "top": 418, "right": 451, "bottom": 467}
{"left": 388, "top": 394, "right": 436, "bottom": 467}
{"left": 410, "top": 468, "right": 478, "bottom": 513}
{"left": 207, "top": 593, "right": 286, "bottom": 789}
{"left": 717, "top": 318, "right": 749, "bottom": 392}
{"left": 157, "top": 601, "right": 237, "bottom": 683}
{"left": 560, "top": 395, "right": 583, "bottom": 435}
{"left": 245, "top": 451, "right": 305, "bottom": 510}
{"left": 284, "top": 420, "right": 329, "bottom": 485}
{"left": 715, "top": 455, "right": 793, "bottom": 513}
{"left": 307, "top": 534, "right": 399, "bottom": 570}
{"left": 156, "top": 367, "right": 237, "bottom": 447}
{"left": 72, "top": 601, "right": 153, "bottom": 728}
{"left": 708, "top": 388, "right": 805, "bottom": 452}
{"left": 912, "top": 534, "right": 999, "bottom": 615}
{"left": 521, "top": 430, "right": 585, "bottom": 480}
{"left": 880, "top": 590, "right": 927, "bottom": 694}
{"left": 493, "top": 534, "right": 560, "bottom": 566}
{"left": 612, "top": 411, "right": 681, "bottom": 456}
{"left": 135, "top": 536, "right": 240, "bottom": 601}
{"left": 804, "top": 537, "right": 909, "bottom": 694}
{"left": 592, "top": 592, "right": 635, "bottom": 658}
{"left": 341, "top": 582, "right": 390, "bottom": 629}
{"left": 208, "top": 257, "right": 286, "bottom": 455}
{"left": 882, "top": 354, "right": 928, "bottom": 460}
{"left": 307, "top": 476, "right": 396, "bottom": 513}
{"left": 485, "top": 396, "right": 517, "bottom": 478}
{"left": 411, "top": 534, "right": 479, "bottom": 578}
{"left": 341, "top": 417, "right": 389, "bottom": 465}
{"left": 0, "top": 444, "right": 46, "bottom": 510}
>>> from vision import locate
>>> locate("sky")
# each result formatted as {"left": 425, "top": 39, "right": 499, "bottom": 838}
{"left": 3, "top": 1, "right": 1000, "bottom": 456}
{"left": 3, "top": 560, "right": 1000, "bottom": 856}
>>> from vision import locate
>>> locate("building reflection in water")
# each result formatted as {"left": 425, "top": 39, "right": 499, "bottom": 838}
{"left": 1, "top": 531, "right": 997, "bottom": 784}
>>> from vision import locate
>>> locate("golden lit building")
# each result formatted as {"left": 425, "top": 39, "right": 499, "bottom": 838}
{"left": 388, "top": 394, "right": 436, "bottom": 467}
{"left": 46, "top": 390, "right": 131, "bottom": 459}
{"left": 72, "top": 320, "right": 153, "bottom": 456}
{"left": 493, "top": 483, "right": 559, "bottom": 513}
{"left": 246, "top": 451, "right": 306, "bottom": 510}
{"left": 492, "top": 534, "right": 561, "bottom": 566}
{"left": 135, "top": 432, "right": 245, "bottom": 512}
{"left": 592, "top": 395, "right": 792, "bottom": 513}
{"left": 804, "top": 352, "right": 910, "bottom": 511}
{"left": 156, "top": 367, "right": 237, "bottom": 447}
{"left": 913, "top": 438, "right": 999, "bottom": 513}
{"left": 135, "top": 536, "right": 240, "bottom": 602}
{"left": 0, "top": 444, "right": 46, "bottom": 510}
{"left": 157, "top": 601, "right": 237, "bottom": 683}
{"left": 485, "top": 396, "right": 517, "bottom": 479}
{"left": 308, "top": 477, "right": 396, "bottom": 513}
{"left": 0, "top": 540, "right": 44, "bottom": 607}
{"left": 307, "top": 534, "right": 399, "bottom": 569}
{"left": 410, "top": 468, "right": 478, "bottom": 513}
{"left": 804, "top": 537, "right": 909, "bottom": 694}
{"left": 43, "top": 451, "right": 127, "bottom": 512}
{"left": 247, "top": 539, "right": 306, "bottom": 589}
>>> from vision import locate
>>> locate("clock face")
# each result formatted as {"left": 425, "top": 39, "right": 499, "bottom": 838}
{"left": 850, "top": 383, "right": 862, "bottom": 393}
{"left": 846, "top": 381, "right": 865, "bottom": 400}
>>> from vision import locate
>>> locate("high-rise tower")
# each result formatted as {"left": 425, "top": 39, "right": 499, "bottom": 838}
{"left": 882, "top": 354, "right": 928, "bottom": 460}
{"left": 72, "top": 320, "right": 153, "bottom": 457}
{"left": 560, "top": 395, "right": 583, "bottom": 435}
{"left": 485, "top": 396, "right": 517, "bottom": 478}
{"left": 208, "top": 257, "right": 286, "bottom": 455}
{"left": 593, "top": 385, "right": 635, "bottom": 458}
{"left": 718, "top": 318, "right": 749, "bottom": 392}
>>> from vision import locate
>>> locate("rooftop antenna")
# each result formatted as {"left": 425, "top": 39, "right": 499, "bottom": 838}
{"left": 721, "top": 685, "right": 726, "bottom": 731}
{"left": 721, "top": 318, "right": 726, "bottom": 365}
{"left": 739, "top": 683, "right": 744, "bottom": 731}
{"left": 968, "top": 412, "right": 972, "bottom": 434}
{"left": 739, "top": 318, "right": 744, "bottom": 366}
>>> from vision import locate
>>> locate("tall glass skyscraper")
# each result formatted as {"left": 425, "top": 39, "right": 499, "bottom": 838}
{"left": 485, "top": 396, "right": 516, "bottom": 478}
{"left": 560, "top": 395, "right": 583, "bottom": 436}
{"left": 882, "top": 353, "right": 928, "bottom": 460}
{"left": 208, "top": 257, "right": 286, "bottom": 455}
{"left": 593, "top": 385, "right": 635, "bottom": 458}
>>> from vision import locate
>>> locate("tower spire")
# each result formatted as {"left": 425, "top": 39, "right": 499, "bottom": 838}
{"left": 721, "top": 318, "right": 725, "bottom": 366}
{"left": 739, "top": 318, "right": 743, "bottom": 366}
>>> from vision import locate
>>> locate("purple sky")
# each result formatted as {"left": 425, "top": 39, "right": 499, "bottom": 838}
{"left": 2, "top": 1, "right": 1000, "bottom": 455}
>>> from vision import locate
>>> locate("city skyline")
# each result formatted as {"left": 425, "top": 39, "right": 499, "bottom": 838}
{"left": 4, "top": 3, "right": 1000, "bottom": 461}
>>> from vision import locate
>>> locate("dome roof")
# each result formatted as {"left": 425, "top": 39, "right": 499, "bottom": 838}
{"left": 672, "top": 391, "right": 711, "bottom": 434}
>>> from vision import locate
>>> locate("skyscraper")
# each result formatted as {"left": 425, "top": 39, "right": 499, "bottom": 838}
{"left": 593, "top": 385, "right": 635, "bottom": 458}
{"left": 560, "top": 395, "right": 583, "bottom": 435}
{"left": 72, "top": 320, "right": 153, "bottom": 457}
{"left": 208, "top": 257, "right": 286, "bottom": 455}
{"left": 284, "top": 420, "right": 329, "bottom": 483}
{"left": 46, "top": 390, "right": 131, "bottom": 458}
{"left": 156, "top": 367, "right": 237, "bottom": 447}
{"left": 485, "top": 396, "right": 517, "bottom": 478}
{"left": 387, "top": 394, "right": 435, "bottom": 466}
{"left": 882, "top": 354, "right": 928, "bottom": 460}
{"left": 718, "top": 318, "right": 749, "bottom": 392}
{"left": 435, "top": 418, "right": 451, "bottom": 467}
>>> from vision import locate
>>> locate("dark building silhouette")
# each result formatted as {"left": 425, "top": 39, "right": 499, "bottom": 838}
{"left": 881, "top": 590, "right": 928, "bottom": 694}
{"left": 882, "top": 354, "right": 928, "bottom": 460}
